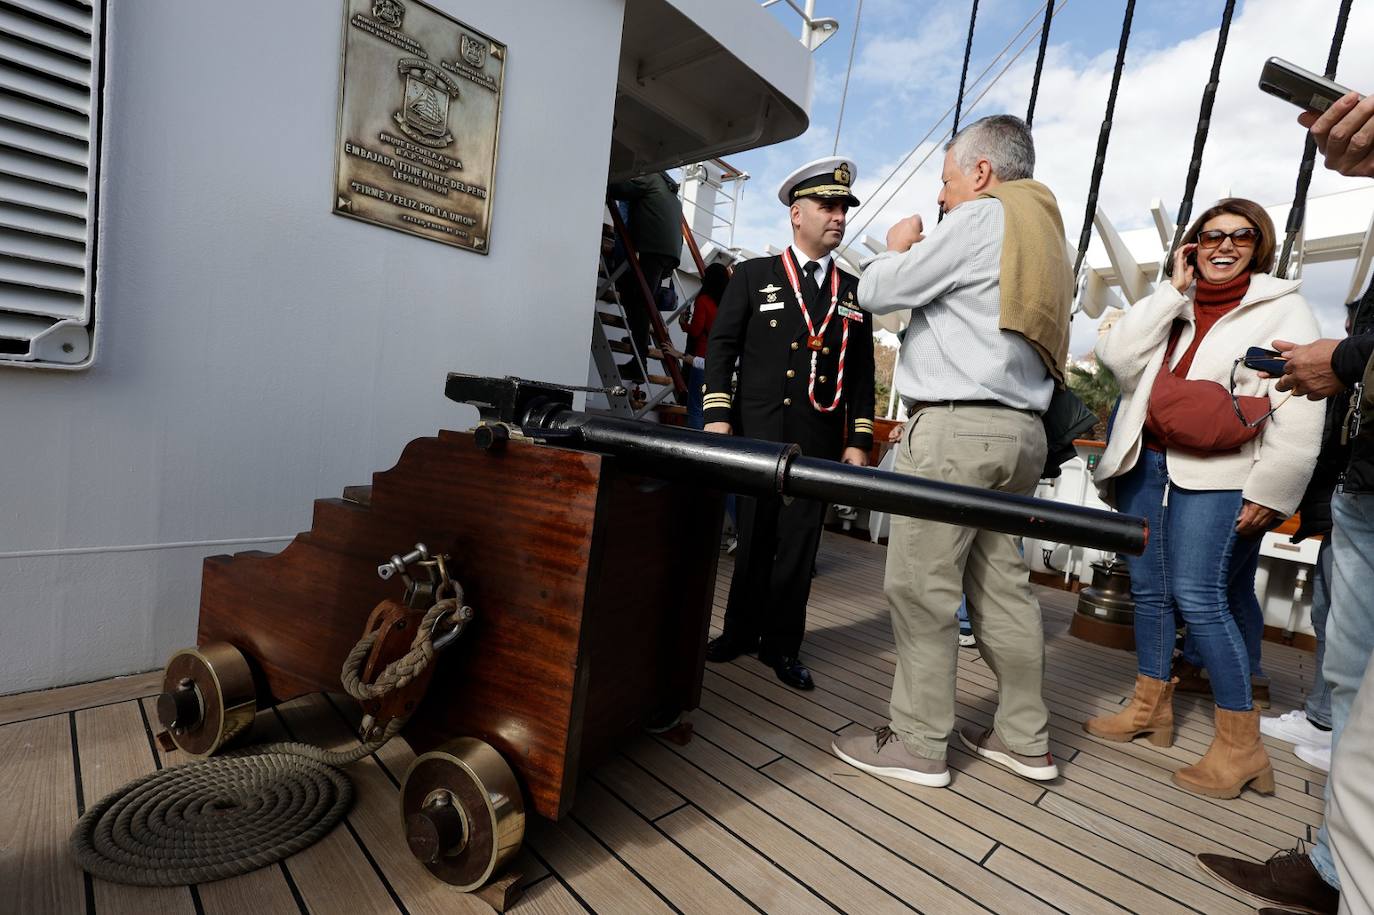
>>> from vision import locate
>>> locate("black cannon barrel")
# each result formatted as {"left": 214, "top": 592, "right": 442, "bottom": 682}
{"left": 518, "top": 405, "right": 1146, "bottom": 557}
{"left": 787, "top": 457, "right": 1145, "bottom": 555}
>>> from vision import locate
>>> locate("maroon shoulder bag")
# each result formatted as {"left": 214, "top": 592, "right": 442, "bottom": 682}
{"left": 1143, "top": 323, "right": 1271, "bottom": 454}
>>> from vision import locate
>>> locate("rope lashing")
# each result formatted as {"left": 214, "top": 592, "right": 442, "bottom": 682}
{"left": 942, "top": 0, "right": 981, "bottom": 224}
{"left": 72, "top": 590, "right": 470, "bottom": 886}
{"left": 1072, "top": 0, "right": 1136, "bottom": 279}
{"left": 1025, "top": 0, "right": 1056, "bottom": 127}
{"left": 848, "top": 0, "right": 1060, "bottom": 241}
{"left": 1164, "top": 0, "right": 1238, "bottom": 270}
{"left": 1277, "top": 0, "right": 1354, "bottom": 278}
{"left": 849, "top": 0, "right": 1067, "bottom": 245}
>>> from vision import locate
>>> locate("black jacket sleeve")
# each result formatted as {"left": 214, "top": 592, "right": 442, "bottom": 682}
{"left": 1332, "top": 332, "right": 1374, "bottom": 389}
{"left": 845, "top": 316, "right": 875, "bottom": 452}
{"left": 703, "top": 264, "right": 751, "bottom": 427}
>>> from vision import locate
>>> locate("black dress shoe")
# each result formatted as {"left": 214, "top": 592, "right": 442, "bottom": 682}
{"left": 705, "top": 633, "right": 757, "bottom": 663}
{"left": 761, "top": 654, "right": 814, "bottom": 690}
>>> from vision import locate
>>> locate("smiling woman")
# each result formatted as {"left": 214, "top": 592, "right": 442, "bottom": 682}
{"left": 1086, "top": 195, "right": 1327, "bottom": 799}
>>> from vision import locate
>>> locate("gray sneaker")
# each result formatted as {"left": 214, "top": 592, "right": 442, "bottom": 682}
{"left": 958, "top": 725, "right": 1058, "bottom": 781}
{"left": 832, "top": 726, "right": 950, "bottom": 787}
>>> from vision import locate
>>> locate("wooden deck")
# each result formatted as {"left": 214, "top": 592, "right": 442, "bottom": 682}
{"left": 1, "top": 531, "right": 1325, "bottom": 914}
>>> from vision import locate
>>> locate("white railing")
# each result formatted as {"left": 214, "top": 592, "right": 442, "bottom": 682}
{"left": 759, "top": 0, "right": 839, "bottom": 51}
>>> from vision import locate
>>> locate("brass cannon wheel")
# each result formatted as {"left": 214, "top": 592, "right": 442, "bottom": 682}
{"left": 155, "top": 643, "right": 257, "bottom": 757}
{"left": 400, "top": 737, "right": 525, "bottom": 891}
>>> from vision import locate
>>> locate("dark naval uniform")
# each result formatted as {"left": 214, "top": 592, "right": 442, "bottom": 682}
{"left": 704, "top": 253, "right": 875, "bottom": 663}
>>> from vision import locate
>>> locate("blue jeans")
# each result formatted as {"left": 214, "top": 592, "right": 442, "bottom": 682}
{"left": 1305, "top": 538, "right": 1334, "bottom": 729}
{"left": 1181, "top": 532, "right": 1266, "bottom": 679}
{"left": 957, "top": 596, "right": 971, "bottom": 633}
{"left": 1312, "top": 491, "right": 1374, "bottom": 890}
{"left": 1116, "top": 449, "right": 1252, "bottom": 710}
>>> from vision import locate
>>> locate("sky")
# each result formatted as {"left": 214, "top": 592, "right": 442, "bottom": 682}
{"left": 723, "top": 0, "right": 1374, "bottom": 358}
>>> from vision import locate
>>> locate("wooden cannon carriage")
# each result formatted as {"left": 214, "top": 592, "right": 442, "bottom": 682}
{"left": 151, "top": 375, "right": 1145, "bottom": 900}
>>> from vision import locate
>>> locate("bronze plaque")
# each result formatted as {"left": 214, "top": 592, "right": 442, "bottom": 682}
{"left": 333, "top": 0, "right": 505, "bottom": 253}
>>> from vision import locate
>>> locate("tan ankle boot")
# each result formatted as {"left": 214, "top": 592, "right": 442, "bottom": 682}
{"left": 1172, "top": 706, "right": 1275, "bottom": 798}
{"left": 1084, "top": 675, "right": 1176, "bottom": 747}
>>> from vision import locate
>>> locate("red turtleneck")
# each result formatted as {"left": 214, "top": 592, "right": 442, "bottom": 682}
{"left": 1173, "top": 272, "right": 1251, "bottom": 377}
{"left": 1144, "top": 272, "right": 1251, "bottom": 452}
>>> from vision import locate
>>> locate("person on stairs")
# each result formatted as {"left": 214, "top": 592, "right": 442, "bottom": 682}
{"left": 607, "top": 171, "right": 683, "bottom": 383}
{"left": 1083, "top": 197, "right": 1325, "bottom": 799}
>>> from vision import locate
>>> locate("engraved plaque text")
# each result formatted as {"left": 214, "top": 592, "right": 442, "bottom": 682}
{"left": 333, "top": 0, "right": 505, "bottom": 253}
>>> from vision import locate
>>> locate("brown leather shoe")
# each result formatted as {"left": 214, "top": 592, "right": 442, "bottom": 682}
{"left": 1174, "top": 706, "right": 1275, "bottom": 798}
{"left": 1196, "top": 848, "right": 1339, "bottom": 914}
{"left": 1252, "top": 675, "right": 1272, "bottom": 710}
{"left": 1084, "top": 674, "right": 1176, "bottom": 747}
{"left": 1172, "top": 657, "right": 1212, "bottom": 695}
{"left": 832, "top": 726, "right": 950, "bottom": 787}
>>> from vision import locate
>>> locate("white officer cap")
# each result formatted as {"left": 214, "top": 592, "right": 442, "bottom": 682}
{"left": 776, "top": 156, "right": 860, "bottom": 207}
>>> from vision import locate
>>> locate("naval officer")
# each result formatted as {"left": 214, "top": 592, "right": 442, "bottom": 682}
{"left": 702, "top": 157, "right": 875, "bottom": 690}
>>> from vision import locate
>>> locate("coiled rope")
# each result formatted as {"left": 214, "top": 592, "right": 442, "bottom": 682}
{"left": 71, "top": 594, "right": 468, "bottom": 886}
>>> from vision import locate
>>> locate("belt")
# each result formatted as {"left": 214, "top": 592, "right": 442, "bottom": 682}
{"left": 904, "top": 399, "right": 1033, "bottom": 414}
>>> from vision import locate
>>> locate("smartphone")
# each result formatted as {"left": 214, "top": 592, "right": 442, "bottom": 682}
{"left": 1259, "top": 57, "right": 1354, "bottom": 113}
{"left": 1243, "top": 346, "right": 1288, "bottom": 376}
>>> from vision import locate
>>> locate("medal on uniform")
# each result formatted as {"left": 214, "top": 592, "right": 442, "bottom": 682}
{"left": 780, "top": 249, "right": 850, "bottom": 413}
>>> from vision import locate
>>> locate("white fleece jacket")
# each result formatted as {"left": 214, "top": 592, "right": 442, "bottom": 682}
{"left": 1094, "top": 272, "right": 1324, "bottom": 516}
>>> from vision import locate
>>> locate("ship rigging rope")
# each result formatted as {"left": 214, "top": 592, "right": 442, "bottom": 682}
{"left": 952, "top": 0, "right": 980, "bottom": 139}
{"left": 941, "top": 0, "right": 981, "bottom": 223}
{"left": 70, "top": 595, "right": 468, "bottom": 887}
{"left": 1277, "top": 0, "right": 1354, "bottom": 278}
{"left": 848, "top": 0, "right": 1054, "bottom": 234}
{"left": 1024, "top": 0, "right": 1056, "bottom": 126}
{"left": 832, "top": 0, "right": 864, "bottom": 155}
{"left": 1071, "top": 0, "right": 1136, "bottom": 279}
{"left": 848, "top": 0, "right": 1066, "bottom": 247}
{"left": 1163, "top": 0, "right": 1238, "bottom": 272}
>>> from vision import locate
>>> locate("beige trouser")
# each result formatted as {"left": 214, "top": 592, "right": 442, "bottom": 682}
{"left": 1330, "top": 651, "right": 1374, "bottom": 915}
{"left": 884, "top": 403, "right": 1049, "bottom": 759}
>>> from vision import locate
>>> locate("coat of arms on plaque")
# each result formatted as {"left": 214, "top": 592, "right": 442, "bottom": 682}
{"left": 461, "top": 34, "right": 488, "bottom": 68}
{"left": 372, "top": 0, "right": 404, "bottom": 28}
{"left": 393, "top": 59, "right": 458, "bottom": 148}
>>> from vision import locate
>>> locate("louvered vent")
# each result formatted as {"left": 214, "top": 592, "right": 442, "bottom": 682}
{"left": 0, "top": 0, "right": 101, "bottom": 368}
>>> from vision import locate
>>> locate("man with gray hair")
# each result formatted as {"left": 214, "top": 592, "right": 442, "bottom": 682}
{"left": 832, "top": 114, "right": 1074, "bottom": 787}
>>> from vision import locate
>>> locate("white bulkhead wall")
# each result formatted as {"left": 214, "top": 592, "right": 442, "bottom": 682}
{"left": 0, "top": 0, "right": 628, "bottom": 694}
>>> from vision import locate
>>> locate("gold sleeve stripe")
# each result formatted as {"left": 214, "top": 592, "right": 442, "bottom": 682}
{"left": 853, "top": 419, "right": 874, "bottom": 430}
{"left": 703, "top": 396, "right": 733, "bottom": 407}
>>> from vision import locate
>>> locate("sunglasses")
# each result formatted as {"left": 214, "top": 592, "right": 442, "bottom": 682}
{"left": 1197, "top": 227, "right": 1260, "bottom": 249}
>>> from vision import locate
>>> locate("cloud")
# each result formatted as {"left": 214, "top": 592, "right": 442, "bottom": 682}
{"left": 731, "top": 0, "right": 1374, "bottom": 360}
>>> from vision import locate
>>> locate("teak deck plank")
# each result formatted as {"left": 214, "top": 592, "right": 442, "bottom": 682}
{"left": 0, "top": 714, "right": 85, "bottom": 915}
{"left": 136, "top": 697, "right": 301, "bottom": 915}
{"left": 567, "top": 779, "right": 756, "bottom": 915}
{"left": 251, "top": 698, "right": 402, "bottom": 915}
{"left": 528, "top": 815, "right": 675, "bottom": 915}
{"left": 0, "top": 669, "right": 161, "bottom": 726}
{"left": 274, "top": 694, "right": 495, "bottom": 915}
{"left": 72, "top": 701, "right": 197, "bottom": 915}
{"left": 653, "top": 804, "right": 828, "bottom": 914}
{"left": 3, "top": 531, "right": 1323, "bottom": 914}
{"left": 625, "top": 738, "right": 913, "bottom": 914}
